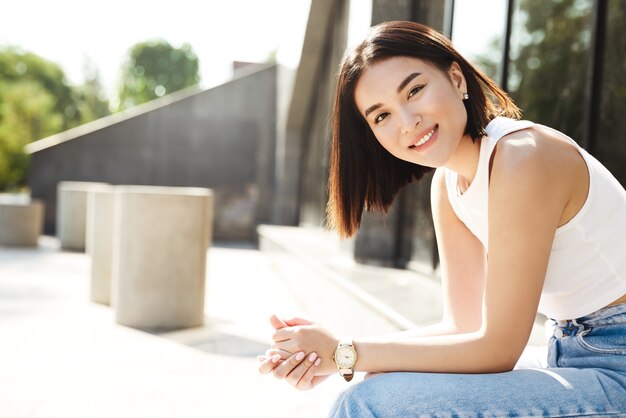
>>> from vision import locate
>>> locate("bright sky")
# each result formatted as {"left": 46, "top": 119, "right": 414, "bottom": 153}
{"left": 1, "top": 0, "right": 500, "bottom": 108}
{"left": 1, "top": 0, "right": 315, "bottom": 107}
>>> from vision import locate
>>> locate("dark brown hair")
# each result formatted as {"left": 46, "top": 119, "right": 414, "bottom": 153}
{"left": 326, "top": 21, "right": 520, "bottom": 238}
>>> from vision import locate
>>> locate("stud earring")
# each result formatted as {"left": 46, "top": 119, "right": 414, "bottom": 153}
{"left": 463, "top": 93, "right": 469, "bottom": 100}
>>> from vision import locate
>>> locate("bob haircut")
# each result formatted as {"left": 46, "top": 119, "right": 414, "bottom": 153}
{"left": 326, "top": 21, "right": 521, "bottom": 238}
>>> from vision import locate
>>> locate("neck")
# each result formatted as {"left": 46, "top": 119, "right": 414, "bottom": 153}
{"left": 444, "top": 134, "right": 481, "bottom": 186}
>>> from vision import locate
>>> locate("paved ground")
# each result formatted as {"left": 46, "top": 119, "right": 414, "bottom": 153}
{"left": 0, "top": 231, "right": 548, "bottom": 417}
{"left": 0, "top": 237, "right": 362, "bottom": 418}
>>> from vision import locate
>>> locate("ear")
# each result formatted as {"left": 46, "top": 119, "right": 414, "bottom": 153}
{"left": 448, "top": 61, "right": 467, "bottom": 98}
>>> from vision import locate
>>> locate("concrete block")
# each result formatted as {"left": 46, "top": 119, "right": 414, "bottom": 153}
{"left": 86, "top": 186, "right": 116, "bottom": 305}
{"left": 112, "top": 186, "right": 213, "bottom": 330}
{"left": 57, "top": 182, "right": 109, "bottom": 251}
{"left": 0, "top": 195, "right": 44, "bottom": 247}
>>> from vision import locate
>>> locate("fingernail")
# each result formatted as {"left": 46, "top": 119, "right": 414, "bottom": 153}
{"left": 308, "top": 352, "right": 317, "bottom": 362}
{"left": 271, "top": 355, "right": 280, "bottom": 363}
{"left": 257, "top": 355, "right": 266, "bottom": 361}
{"left": 314, "top": 358, "right": 321, "bottom": 366}
{"left": 296, "top": 352, "right": 305, "bottom": 361}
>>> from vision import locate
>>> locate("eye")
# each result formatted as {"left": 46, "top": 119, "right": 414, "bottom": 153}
{"left": 408, "top": 84, "right": 425, "bottom": 99}
{"left": 374, "top": 112, "right": 389, "bottom": 124}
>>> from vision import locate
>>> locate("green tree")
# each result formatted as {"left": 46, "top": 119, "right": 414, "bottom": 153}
{"left": 0, "top": 81, "right": 62, "bottom": 189}
{"left": 117, "top": 40, "right": 200, "bottom": 110}
{"left": 0, "top": 48, "right": 72, "bottom": 190}
{"left": 0, "top": 48, "right": 111, "bottom": 190}
{"left": 74, "top": 57, "right": 111, "bottom": 123}
{"left": 0, "top": 47, "right": 81, "bottom": 131}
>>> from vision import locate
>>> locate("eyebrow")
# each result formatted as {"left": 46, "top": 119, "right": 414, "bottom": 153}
{"left": 397, "top": 72, "right": 421, "bottom": 94}
{"left": 363, "top": 72, "right": 422, "bottom": 118}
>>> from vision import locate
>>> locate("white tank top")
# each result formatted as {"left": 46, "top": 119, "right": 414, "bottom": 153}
{"left": 444, "top": 117, "right": 626, "bottom": 320}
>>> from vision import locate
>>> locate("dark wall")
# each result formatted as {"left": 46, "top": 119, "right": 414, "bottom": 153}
{"left": 28, "top": 65, "right": 277, "bottom": 241}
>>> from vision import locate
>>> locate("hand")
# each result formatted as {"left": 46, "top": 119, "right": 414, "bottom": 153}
{"left": 257, "top": 314, "right": 330, "bottom": 390}
{"left": 271, "top": 323, "right": 338, "bottom": 376}
{"left": 256, "top": 314, "right": 304, "bottom": 376}
{"left": 270, "top": 314, "right": 314, "bottom": 330}
{"left": 257, "top": 350, "right": 330, "bottom": 390}
{"left": 266, "top": 314, "right": 314, "bottom": 362}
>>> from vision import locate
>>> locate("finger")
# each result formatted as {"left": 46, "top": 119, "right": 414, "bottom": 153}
{"left": 273, "top": 351, "right": 305, "bottom": 380}
{"left": 265, "top": 348, "right": 292, "bottom": 359}
{"left": 270, "top": 314, "right": 288, "bottom": 330}
{"left": 295, "top": 355, "right": 322, "bottom": 391}
{"left": 284, "top": 317, "right": 314, "bottom": 326}
{"left": 286, "top": 352, "right": 318, "bottom": 387}
{"left": 258, "top": 354, "right": 281, "bottom": 375}
{"left": 272, "top": 328, "right": 292, "bottom": 342}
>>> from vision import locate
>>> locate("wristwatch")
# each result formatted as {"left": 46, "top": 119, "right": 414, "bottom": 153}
{"left": 333, "top": 337, "right": 357, "bottom": 382}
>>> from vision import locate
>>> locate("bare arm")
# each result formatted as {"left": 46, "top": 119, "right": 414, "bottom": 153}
{"left": 366, "top": 168, "right": 486, "bottom": 341}
{"left": 273, "top": 132, "right": 570, "bottom": 375}
{"left": 349, "top": 135, "right": 566, "bottom": 373}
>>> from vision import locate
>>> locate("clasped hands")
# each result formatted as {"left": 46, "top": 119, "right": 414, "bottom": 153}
{"left": 257, "top": 314, "right": 338, "bottom": 391}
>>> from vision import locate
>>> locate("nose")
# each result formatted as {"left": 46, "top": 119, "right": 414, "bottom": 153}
{"left": 399, "top": 107, "right": 420, "bottom": 134}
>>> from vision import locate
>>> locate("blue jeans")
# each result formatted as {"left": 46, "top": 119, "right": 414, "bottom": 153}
{"left": 328, "top": 303, "right": 626, "bottom": 417}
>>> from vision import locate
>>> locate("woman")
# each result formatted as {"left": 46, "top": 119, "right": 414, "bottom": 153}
{"left": 258, "top": 21, "right": 626, "bottom": 417}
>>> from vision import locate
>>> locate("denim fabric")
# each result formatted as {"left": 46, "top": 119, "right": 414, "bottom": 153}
{"left": 328, "top": 304, "right": 626, "bottom": 417}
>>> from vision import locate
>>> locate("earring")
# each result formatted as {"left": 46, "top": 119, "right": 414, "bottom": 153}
{"left": 463, "top": 93, "right": 469, "bottom": 100}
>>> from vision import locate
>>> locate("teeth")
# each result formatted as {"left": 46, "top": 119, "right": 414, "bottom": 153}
{"left": 410, "top": 127, "right": 436, "bottom": 148}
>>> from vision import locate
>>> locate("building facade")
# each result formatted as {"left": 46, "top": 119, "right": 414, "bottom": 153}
{"left": 284, "top": 0, "right": 625, "bottom": 275}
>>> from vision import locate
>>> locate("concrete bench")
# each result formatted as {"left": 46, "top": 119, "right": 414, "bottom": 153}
{"left": 57, "top": 181, "right": 109, "bottom": 251}
{"left": 0, "top": 194, "right": 44, "bottom": 247}
{"left": 111, "top": 186, "right": 213, "bottom": 331}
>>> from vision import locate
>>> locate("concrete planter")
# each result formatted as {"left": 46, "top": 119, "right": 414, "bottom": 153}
{"left": 0, "top": 195, "right": 44, "bottom": 247}
{"left": 86, "top": 186, "right": 116, "bottom": 305}
{"left": 57, "top": 181, "right": 109, "bottom": 251}
{"left": 112, "top": 186, "right": 213, "bottom": 330}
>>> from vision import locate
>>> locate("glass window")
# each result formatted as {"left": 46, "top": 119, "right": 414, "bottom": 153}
{"left": 508, "top": 0, "right": 594, "bottom": 143}
{"left": 451, "top": 0, "right": 508, "bottom": 82}
{"left": 407, "top": 176, "right": 438, "bottom": 274}
{"left": 596, "top": 0, "right": 626, "bottom": 187}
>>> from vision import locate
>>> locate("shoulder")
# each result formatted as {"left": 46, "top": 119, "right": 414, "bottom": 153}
{"left": 492, "top": 126, "right": 579, "bottom": 180}
{"left": 490, "top": 126, "right": 576, "bottom": 208}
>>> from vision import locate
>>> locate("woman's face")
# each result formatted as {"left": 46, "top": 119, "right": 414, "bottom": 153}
{"left": 354, "top": 56, "right": 468, "bottom": 168}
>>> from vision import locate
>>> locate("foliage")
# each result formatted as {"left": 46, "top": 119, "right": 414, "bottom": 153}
{"left": 0, "top": 48, "right": 110, "bottom": 190}
{"left": 74, "top": 57, "right": 111, "bottom": 124}
{"left": 117, "top": 40, "right": 200, "bottom": 110}
{"left": 508, "top": 0, "right": 593, "bottom": 141}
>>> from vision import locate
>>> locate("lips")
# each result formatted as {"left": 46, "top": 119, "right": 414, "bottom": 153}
{"left": 409, "top": 125, "right": 438, "bottom": 149}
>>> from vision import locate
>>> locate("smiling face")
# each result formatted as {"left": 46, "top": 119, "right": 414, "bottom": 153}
{"left": 354, "top": 56, "right": 470, "bottom": 169}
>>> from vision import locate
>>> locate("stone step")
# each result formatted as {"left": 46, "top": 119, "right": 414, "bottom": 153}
{"left": 257, "top": 225, "right": 549, "bottom": 346}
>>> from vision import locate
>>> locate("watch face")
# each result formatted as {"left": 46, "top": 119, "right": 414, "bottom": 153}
{"left": 336, "top": 346, "right": 356, "bottom": 368}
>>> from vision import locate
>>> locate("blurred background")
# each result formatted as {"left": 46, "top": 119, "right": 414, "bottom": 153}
{"left": 1, "top": 0, "right": 624, "bottom": 270}
{"left": 1, "top": 0, "right": 624, "bottom": 416}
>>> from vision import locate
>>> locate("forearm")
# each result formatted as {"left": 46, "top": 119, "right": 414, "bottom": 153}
{"left": 353, "top": 331, "right": 517, "bottom": 374}
{"left": 365, "top": 320, "right": 464, "bottom": 341}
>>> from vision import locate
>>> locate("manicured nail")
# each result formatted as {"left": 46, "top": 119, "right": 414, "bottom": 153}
{"left": 271, "top": 355, "right": 280, "bottom": 363}
{"left": 296, "top": 352, "right": 305, "bottom": 361}
{"left": 314, "top": 358, "right": 321, "bottom": 366}
{"left": 308, "top": 352, "right": 318, "bottom": 362}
